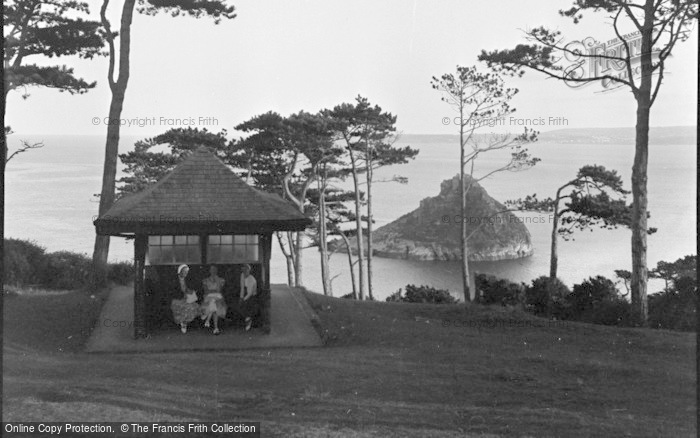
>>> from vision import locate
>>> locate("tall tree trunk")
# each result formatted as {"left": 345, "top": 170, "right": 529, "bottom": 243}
{"left": 282, "top": 158, "right": 312, "bottom": 289}
{"left": 549, "top": 193, "right": 562, "bottom": 281}
{"left": 547, "top": 196, "right": 563, "bottom": 317}
{"left": 348, "top": 148, "right": 366, "bottom": 300}
{"left": 3, "top": 6, "right": 31, "bottom": 289}
{"left": 287, "top": 231, "right": 297, "bottom": 285}
{"left": 339, "top": 231, "right": 357, "bottom": 299}
{"left": 631, "top": 96, "right": 650, "bottom": 325}
{"left": 3, "top": 87, "right": 10, "bottom": 172}
{"left": 294, "top": 230, "right": 303, "bottom": 287}
{"left": 365, "top": 145, "right": 374, "bottom": 300}
{"left": 286, "top": 253, "right": 295, "bottom": 287}
{"left": 92, "top": 86, "right": 126, "bottom": 279}
{"left": 459, "top": 108, "right": 471, "bottom": 302}
{"left": 276, "top": 232, "right": 295, "bottom": 287}
{"left": 630, "top": 9, "right": 653, "bottom": 325}
{"left": 1, "top": 109, "right": 5, "bottom": 291}
{"left": 318, "top": 178, "right": 332, "bottom": 296}
{"left": 93, "top": 0, "right": 136, "bottom": 285}
{"left": 549, "top": 226, "right": 558, "bottom": 281}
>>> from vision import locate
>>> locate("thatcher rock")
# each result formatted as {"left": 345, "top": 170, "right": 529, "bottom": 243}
{"left": 340, "top": 175, "right": 533, "bottom": 261}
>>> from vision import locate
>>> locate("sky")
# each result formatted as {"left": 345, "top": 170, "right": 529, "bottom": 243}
{"left": 5, "top": 0, "right": 698, "bottom": 139}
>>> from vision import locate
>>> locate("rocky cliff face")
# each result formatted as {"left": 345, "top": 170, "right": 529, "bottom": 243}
{"left": 341, "top": 175, "right": 533, "bottom": 261}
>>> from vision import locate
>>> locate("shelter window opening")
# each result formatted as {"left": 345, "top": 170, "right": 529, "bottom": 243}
{"left": 208, "top": 235, "right": 259, "bottom": 263}
{"left": 147, "top": 235, "right": 201, "bottom": 265}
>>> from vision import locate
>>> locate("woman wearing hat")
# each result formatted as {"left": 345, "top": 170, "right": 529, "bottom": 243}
{"left": 170, "top": 264, "right": 200, "bottom": 333}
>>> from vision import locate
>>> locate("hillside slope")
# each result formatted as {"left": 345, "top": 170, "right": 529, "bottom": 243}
{"left": 2, "top": 287, "right": 695, "bottom": 437}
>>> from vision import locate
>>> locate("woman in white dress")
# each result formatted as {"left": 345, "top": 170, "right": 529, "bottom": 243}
{"left": 200, "top": 265, "right": 227, "bottom": 335}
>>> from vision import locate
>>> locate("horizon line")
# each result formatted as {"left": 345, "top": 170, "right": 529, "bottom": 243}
{"left": 7, "top": 124, "right": 697, "bottom": 138}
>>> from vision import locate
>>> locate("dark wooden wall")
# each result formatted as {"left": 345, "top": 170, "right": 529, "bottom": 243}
{"left": 144, "top": 263, "right": 263, "bottom": 330}
{"left": 132, "top": 232, "right": 274, "bottom": 338}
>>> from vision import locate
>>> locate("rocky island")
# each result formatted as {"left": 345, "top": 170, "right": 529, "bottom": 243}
{"left": 339, "top": 175, "right": 533, "bottom": 261}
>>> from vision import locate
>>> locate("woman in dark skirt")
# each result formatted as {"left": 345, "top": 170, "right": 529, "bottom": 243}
{"left": 170, "top": 264, "right": 199, "bottom": 333}
{"left": 239, "top": 264, "right": 258, "bottom": 331}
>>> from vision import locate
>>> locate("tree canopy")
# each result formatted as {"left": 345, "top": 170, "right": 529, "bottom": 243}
{"left": 508, "top": 165, "right": 646, "bottom": 240}
{"left": 117, "top": 127, "right": 232, "bottom": 197}
{"left": 4, "top": 0, "right": 107, "bottom": 98}
{"left": 478, "top": 1, "right": 698, "bottom": 322}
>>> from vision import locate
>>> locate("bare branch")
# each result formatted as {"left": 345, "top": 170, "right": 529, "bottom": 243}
{"left": 612, "top": 6, "right": 639, "bottom": 93}
{"left": 6, "top": 139, "right": 44, "bottom": 163}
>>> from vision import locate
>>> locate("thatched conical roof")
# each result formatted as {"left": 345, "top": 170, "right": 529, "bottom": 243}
{"left": 94, "top": 146, "right": 310, "bottom": 235}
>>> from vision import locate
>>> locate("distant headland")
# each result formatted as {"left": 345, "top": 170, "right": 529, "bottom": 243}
{"left": 400, "top": 125, "right": 696, "bottom": 145}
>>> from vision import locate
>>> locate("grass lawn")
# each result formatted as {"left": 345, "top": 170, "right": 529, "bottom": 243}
{"left": 2, "top": 287, "right": 696, "bottom": 437}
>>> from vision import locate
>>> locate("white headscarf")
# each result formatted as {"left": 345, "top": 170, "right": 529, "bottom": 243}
{"left": 177, "top": 264, "right": 189, "bottom": 275}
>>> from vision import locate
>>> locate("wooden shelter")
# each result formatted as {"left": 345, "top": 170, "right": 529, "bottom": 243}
{"left": 94, "top": 146, "right": 311, "bottom": 338}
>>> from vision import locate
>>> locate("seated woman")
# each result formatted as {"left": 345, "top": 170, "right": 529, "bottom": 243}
{"left": 239, "top": 264, "right": 258, "bottom": 331}
{"left": 200, "top": 265, "right": 227, "bottom": 335}
{"left": 170, "top": 264, "right": 200, "bottom": 334}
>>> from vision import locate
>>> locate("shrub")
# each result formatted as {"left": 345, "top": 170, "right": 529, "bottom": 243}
{"left": 388, "top": 284, "right": 458, "bottom": 304}
{"left": 568, "top": 276, "right": 619, "bottom": 315}
{"left": 586, "top": 299, "right": 635, "bottom": 326}
{"left": 385, "top": 290, "right": 402, "bottom": 302}
{"left": 42, "top": 251, "right": 92, "bottom": 290}
{"left": 4, "top": 238, "right": 138, "bottom": 291}
{"left": 649, "top": 276, "right": 697, "bottom": 331}
{"left": 525, "top": 276, "right": 571, "bottom": 317}
{"left": 475, "top": 273, "right": 526, "bottom": 307}
{"left": 568, "top": 276, "right": 634, "bottom": 326}
{"left": 3, "top": 239, "right": 47, "bottom": 286}
{"left": 339, "top": 292, "right": 374, "bottom": 300}
{"left": 107, "top": 261, "right": 133, "bottom": 285}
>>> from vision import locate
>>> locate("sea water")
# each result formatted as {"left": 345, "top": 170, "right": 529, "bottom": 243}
{"left": 5, "top": 135, "right": 695, "bottom": 301}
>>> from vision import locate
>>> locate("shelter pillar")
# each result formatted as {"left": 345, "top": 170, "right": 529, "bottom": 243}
{"left": 260, "top": 233, "right": 272, "bottom": 334}
{"left": 134, "top": 234, "right": 148, "bottom": 339}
